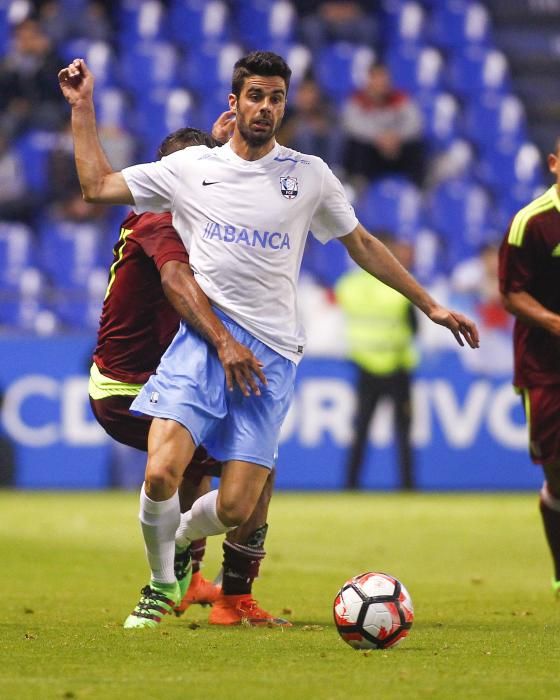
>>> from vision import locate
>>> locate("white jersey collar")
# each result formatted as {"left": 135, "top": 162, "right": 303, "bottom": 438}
{"left": 221, "top": 140, "right": 281, "bottom": 167}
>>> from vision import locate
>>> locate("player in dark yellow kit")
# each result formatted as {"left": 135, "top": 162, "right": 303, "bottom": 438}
{"left": 499, "top": 139, "right": 560, "bottom": 594}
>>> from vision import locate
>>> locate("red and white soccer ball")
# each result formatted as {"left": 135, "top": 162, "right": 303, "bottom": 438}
{"left": 333, "top": 572, "right": 414, "bottom": 650}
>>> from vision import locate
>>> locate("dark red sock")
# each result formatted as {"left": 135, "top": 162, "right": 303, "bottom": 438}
{"left": 539, "top": 497, "right": 560, "bottom": 581}
{"left": 190, "top": 538, "right": 206, "bottom": 575}
{"left": 221, "top": 524, "right": 268, "bottom": 596}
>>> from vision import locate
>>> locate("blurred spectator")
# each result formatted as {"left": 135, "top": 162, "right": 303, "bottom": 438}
{"left": 0, "top": 18, "right": 67, "bottom": 138}
{"left": 341, "top": 63, "right": 425, "bottom": 186}
{"left": 37, "top": 1, "right": 114, "bottom": 43}
{"left": 451, "top": 241, "right": 511, "bottom": 332}
{"left": 98, "top": 123, "right": 137, "bottom": 172}
{"left": 451, "top": 242, "right": 506, "bottom": 322}
{"left": 279, "top": 77, "right": 342, "bottom": 167}
{"left": 47, "top": 118, "right": 136, "bottom": 207}
{"left": 425, "top": 139, "right": 476, "bottom": 190}
{"left": 335, "top": 233, "right": 419, "bottom": 490}
{"left": 47, "top": 119, "right": 81, "bottom": 203}
{"left": 47, "top": 190, "right": 107, "bottom": 224}
{"left": 450, "top": 241, "right": 513, "bottom": 375}
{"left": 297, "top": 1, "right": 378, "bottom": 52}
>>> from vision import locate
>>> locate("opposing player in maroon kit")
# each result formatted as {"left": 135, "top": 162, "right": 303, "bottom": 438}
{"left": 499, "top": 139, "right": 560, "bottom": 595}
{"left": 89, "top": 126, "right": 290, "bottom": 625}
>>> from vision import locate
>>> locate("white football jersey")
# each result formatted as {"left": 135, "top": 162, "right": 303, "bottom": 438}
{"left": 122, "top": 141, "right": 358, "bottom": 362}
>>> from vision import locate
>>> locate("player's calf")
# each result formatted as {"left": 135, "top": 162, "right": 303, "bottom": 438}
{"left": 209, "top": 524, "right": 290, "bottom": 626}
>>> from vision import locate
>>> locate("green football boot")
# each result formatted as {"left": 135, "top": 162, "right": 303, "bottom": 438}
{"left": 123, "top": 582, "right": 180, "bottom": 629}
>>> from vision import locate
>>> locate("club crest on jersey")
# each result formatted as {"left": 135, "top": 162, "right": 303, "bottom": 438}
{"left": 280, "top": 176, "right": 298, "bottom": 199}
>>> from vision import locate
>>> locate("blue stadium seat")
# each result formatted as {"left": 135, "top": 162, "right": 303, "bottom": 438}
{"left": 235, "top": 0, "right": 296, "bottom": 50}
{"left": 464, "top": 93, "right": 527, "bottom": 150}
{"left": 0, "top": 3, "right": 9, "bottom": 57}
{"left": 447, "top": 47, "right": 511, "bottom": 99}
{"left": 355, "top": 177, "right": 423, "bottom": 239}
{"left": 301, "top": 235, "right": 349, "bottom": 289}
{"left": 13, "top": 130, "right": 58, "bottom": 195}
{"left": 51, "top": 268, "right": 107, "bottom": 330}
{"left": 386, "top": 44, "right": 444, "bottom": 96}
{"left": 39, "top": 220, "right": 104, "bottom": 289}
{"left": 0, "top": 222, "right": 36, "bottom": 289}
{"left": 184, "top": 42, "right": 244, "bottom": 96}
{"left": 427, "top": 178, "right": 495, "bottom": 267}
{"left": 267, "top": 42, "right": 312, "bottom": 90}
{"left": 497, "top": 183, "right": 548, "bottom": 231}
{"left": 58, "top": 39, "right": 117, "bottom": 89}
{"left": 0, "top": 222, "right": 48, "bottom": 330}
{"left": 94, "top": 87, "right": 133, "bottom": 130}
{"left": 418, "top": 91, "right": 461, "bottom": 149}
{"left": 134, "top": 87, "right": 198, "bottom": 162}
{"left": 411, "top": 226, "right": 447, "bottom": 284}
{"left": 382, "top": 1, "right": 427, "bottom": 48}
{"left": 168, "top": 0, "right": 230, "bottom": 49}
{"left": 315, "top": 42, "right": 376, "bottom": 102}
{"left": 117, "top": 0, "right": 168, "bottom": 46}
{"left": 0, "top": 268, "right": 50, "bottom": 331}
{"left": 429, "top": 1, "right": 492, "bottom": 50}
{"left": 104, "top": 206, "right": 132, "bottom": 243}
{"left": 477, "top": 139, "right": 545, "bottom": 197}
{"left": 198, "top": 88, "right": 231, "bottom": 133}
{"left": 120, "top": 41, "right": 179, "bottom": 98}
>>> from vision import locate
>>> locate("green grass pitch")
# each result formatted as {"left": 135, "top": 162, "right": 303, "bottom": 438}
{"left": 1, "top": 491, "right": 559, "bottom": 700}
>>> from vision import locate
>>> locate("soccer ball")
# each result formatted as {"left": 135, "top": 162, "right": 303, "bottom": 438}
{"left": 333, "top": 572, "right": 414, "bottom": 650}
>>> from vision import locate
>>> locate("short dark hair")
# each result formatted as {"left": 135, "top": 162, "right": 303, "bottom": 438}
{"left": 231, "top": 51, "right": 292, "bottom": 97}
{"left": 157, "top": 127, "right": 219, "bottom": 159}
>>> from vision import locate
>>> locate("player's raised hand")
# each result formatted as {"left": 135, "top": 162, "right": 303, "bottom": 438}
{"left": 211, "top": 110, "right": 236, "bottom": 144}
{"left": 428, "top": 305, "right": 480, "bottom": 348}
{"left": 58, "top": 58, "right": 94, "bottom": 106}
{"left": 217, "top": 336, "right": 267, "bottom": 397}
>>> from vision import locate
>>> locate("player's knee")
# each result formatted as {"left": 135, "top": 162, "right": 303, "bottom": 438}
{"left": 145, "top": 461, "right": 181, "bottom": 497}
{"left": 216, "top": 494, "right": 254, "bottom": 527}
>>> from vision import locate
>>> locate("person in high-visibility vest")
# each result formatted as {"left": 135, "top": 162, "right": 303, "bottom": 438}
{"left": 335, "top": 233, "right": 419, "bottom": 490}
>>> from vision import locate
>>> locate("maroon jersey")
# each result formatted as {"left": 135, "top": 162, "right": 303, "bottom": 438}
{"left": 498, "top": 186, "right": 560, "bottom": 388}
{"left": 93, "top": 211, "right": 188, "bottom": 384}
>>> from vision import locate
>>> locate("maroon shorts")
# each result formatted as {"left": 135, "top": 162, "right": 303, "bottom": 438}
{"left": 520, "top": 385, "right": 560, "bottom": 465}
{"left": 89, "top": 395, "right": 222, "bottom": 482}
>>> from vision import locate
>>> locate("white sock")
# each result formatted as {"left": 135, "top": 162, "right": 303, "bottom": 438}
{"left": 139, "top": 483, "right": 180, "bottom": 585}
{"left": 175, "top": 490, "right": 233, "bottom": 549}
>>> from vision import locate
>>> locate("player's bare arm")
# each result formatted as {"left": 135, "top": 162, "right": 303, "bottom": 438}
{"left": 502, "top": 290, "right": 560, "bottom": 336}
{"left": 340, "top": 224, "right": 480, "bottom": 348}
{"left": 58, "top": 58, "right": 133, "bottom": 205}
{"left": 161, "top": 261, "right": 267, "bottom": 396}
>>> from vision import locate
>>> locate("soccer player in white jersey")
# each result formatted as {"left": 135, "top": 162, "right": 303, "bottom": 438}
{"left": 58, "top": 51, "right": 480, "bottom": 629}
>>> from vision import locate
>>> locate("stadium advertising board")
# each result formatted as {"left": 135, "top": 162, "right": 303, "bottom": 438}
{"left": 0, "top": 336, "right": 539, "bottom": 490}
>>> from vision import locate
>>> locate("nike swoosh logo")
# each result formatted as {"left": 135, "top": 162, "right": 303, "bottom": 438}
{"left": 202, "top": 180, "right": 220, "bottom": 186}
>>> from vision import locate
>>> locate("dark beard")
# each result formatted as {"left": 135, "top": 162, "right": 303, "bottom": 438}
{"left": 237, "top": 114, "right": 279, "bottom": 147}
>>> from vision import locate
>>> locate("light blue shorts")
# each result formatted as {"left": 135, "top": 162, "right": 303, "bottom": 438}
{"left": 130, "top": 311, "right": 296, "bottom": 468}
